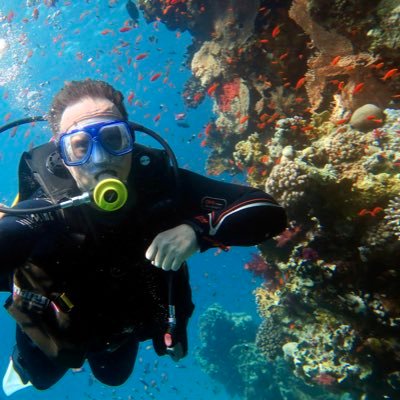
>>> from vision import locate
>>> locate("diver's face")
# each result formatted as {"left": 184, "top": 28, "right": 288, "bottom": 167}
{"left": 59, "top": 97, "right": 132, "bottom": 192}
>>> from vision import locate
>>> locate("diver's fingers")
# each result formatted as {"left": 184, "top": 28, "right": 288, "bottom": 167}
{"left": 145, "top": 241, "right": 157, "bottom": 262}
{"left": 154, "top": 245, "right": 167, "bottom": 269}
{"left": 171, "top": 256, "right": 183, "bottom": 271}
{"left": 161, "top": 251, "right": 175, "bottom": 271}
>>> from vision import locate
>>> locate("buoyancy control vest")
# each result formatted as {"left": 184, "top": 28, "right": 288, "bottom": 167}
{"left": 5, "top": 142, "right": 194, "bottom": 368}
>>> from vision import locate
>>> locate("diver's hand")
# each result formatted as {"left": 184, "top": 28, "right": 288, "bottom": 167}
{"left": 145, "top": 224, "right": 199, "bottom": 271}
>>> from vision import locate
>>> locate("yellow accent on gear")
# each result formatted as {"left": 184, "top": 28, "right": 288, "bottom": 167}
{"left": 93, "top": 178, "right": 128, "bottom": 211}
{"left": 11, "top": 194, "right": 19, "bottom": 207}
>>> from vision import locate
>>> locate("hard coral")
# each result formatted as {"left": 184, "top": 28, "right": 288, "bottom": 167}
{"left": 255, "top": 317, "right": 285, "bottom": 361}
{"left": 385, "top": 197, "right": 400, "bottom": 239}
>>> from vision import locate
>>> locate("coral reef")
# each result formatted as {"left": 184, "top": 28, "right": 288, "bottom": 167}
{"left": 196, "top": 304, "right": 347, "bottom": 400}
{"left": 137, "top": 0, "right": 400, "bottom": 398}
{"left": 385, "top": 197, "right": 400, "bottom": 239}
{"left": 195, "top": 303, "right": 278, "bottom": 399}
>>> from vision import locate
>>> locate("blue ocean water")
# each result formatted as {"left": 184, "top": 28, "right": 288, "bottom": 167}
{"left": 0, "top": 2, "right": 260, "bottom": 399}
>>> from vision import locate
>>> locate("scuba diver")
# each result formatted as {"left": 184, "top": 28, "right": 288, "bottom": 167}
{"left": 0, "top": 79, "right": 287, "bottom": 395}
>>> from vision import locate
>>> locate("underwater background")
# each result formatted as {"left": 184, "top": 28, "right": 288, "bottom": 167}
{"left": 0, "top": 1, "right": 399, "bottom": 399}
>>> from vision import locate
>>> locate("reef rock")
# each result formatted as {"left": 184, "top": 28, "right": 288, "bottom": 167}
{"left": 350, "top": 104, "right": 385, "bottom": 132}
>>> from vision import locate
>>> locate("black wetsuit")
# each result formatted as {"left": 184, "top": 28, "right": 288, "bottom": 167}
{"left": 0, "top": 167, "right": 286, "bottom": 389}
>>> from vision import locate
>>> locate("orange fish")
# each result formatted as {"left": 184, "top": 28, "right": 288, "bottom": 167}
{"left": 207, "top": 83, "right": 218, "bottom": 96}
{"left": 153, "top": 113, "right": 161, "bottom": 122}
{"left": 127, "top": 92, "right": 135, "bottom": 104}
{"left": 135, "top": 53, "right": 148, "bottom": 60}
{"left": 10, "top": 126, "right": 17, "bottom": 137}
{"left": 358, "top": 209, "right": 370, "bottom": 216}
{"left": 352, "top": 82, "right": 365, "bottom": 94}
{"left": 358, "top": 207, "right": 383, "bottom": 217}
{"left": 119, "top": 26, "right": 132, "bottom": 33}
{"left": 259, "top": 39, "right": 269, "bottom": 44}
{"left": 272, "top": 25, "right": 280, "bottom": 38}
{"left": 4, "top": 112, "right": 11, "bottom": 122}
{"left": 266, "top": 112, "right": 280, "bottom": 124}
{"left": 336, "top": 118, "right": 349, "bottom": 125}
{"left": 193, "top": 93, "right": 203, "bottom": 102}
{"left": 382, "top": 68, "right": 398, "bottom": 81}
{"left": 371, "top": 207, "right": 383, "bottom": 216}
{"left": 204, "top": 123, "right": 212, "bottom": 136}
{"left": 7, "top": 11, "right": 14, "bottom": 23}
{"left": 338, "top": 81, "right": 345, "bottom": 91}
{"left": 371, "top": 62, "right": 384, "bottom": 70}
{"left": 150, "top": 73, "right": 161, "bottom": 82}
{"left": 101, "top": 29, "right": 113, "bottom": 35}
{"left": 239, "top": 115, "right": 249, "bottom": 124}
{"left": 279, "top": 51, "right": 289, "bottom": 60}
{"left": 295, "top": 77, "right": 306, "bottom": 90}
{"left": 331, "top": 55, "right": 341, "bottom": 66}
{"left": 80, "top": 10, "right": 91, "bottom": 20}
{"left": 163, "top": 5, "right": 173, "bottom": 14}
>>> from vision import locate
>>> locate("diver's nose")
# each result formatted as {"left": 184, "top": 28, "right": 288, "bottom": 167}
{"left": 90, "top": 142, "right": 110, "bottom": 165}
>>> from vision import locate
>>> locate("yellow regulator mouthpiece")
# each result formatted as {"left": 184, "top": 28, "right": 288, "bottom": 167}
{"left": 93, "top": 178, "right": 128, "bottom": 211}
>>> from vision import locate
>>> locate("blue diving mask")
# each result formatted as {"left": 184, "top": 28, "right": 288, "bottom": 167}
{"left": 58, "top": 120, "right": 135, "bottom": 166}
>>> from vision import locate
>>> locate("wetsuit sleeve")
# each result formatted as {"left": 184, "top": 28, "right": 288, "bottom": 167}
{"left": 0, "top": 199, "right": 58, "bottom": 279}
{"left": 179, "top": 169, "right": 287, "bottom": 252}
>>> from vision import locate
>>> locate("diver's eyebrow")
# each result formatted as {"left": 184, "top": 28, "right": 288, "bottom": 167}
{"left": 64, "top": 112, "right": 122, "bottom": 132}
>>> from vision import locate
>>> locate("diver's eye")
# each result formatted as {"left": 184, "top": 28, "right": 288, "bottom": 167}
{"left": 101, "top": 125, "right": 128, "bottom": 152}
{"left": 70, "top": 134, "right": 90, "bottom": 157}
{"left": 102, "top": 132, "right": 123, "bottom": 151}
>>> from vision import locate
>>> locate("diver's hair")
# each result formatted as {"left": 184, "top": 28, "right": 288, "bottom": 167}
{"left": 48, "top": 79, "right": 128, "bottom": 134}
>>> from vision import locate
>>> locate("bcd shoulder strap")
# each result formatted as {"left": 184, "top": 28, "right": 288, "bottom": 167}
{"left": 18, "top": 141, "right": 78, "bottom": 203}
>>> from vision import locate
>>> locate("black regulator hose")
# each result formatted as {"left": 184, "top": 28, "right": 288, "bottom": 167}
{"left": 0, "top": 193, "right": 91, "bottom": 215}
{"left": 0, "top": 204, "right": 61, "bottom": 215}
{"left": 0, "top": 116, "right": 46, "bottom": 134}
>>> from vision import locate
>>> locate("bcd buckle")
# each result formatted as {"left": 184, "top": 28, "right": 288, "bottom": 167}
{"left": 52, "top": 292, "right": 74, "bottom": 313}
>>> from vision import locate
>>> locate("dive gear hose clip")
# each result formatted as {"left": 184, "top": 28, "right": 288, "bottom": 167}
{"left": 59, "top": 193, "right": 91, "bottom": 209}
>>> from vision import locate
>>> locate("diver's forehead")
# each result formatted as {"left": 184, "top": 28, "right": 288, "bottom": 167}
{"left": 60, "top": 97, "right": 122, "bottom": 133}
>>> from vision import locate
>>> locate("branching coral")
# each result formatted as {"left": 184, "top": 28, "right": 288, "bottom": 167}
{"left": 264, "top": 160, "right": 310, "bottom": 209}
{"left": 255, "top": 317, "right": 285, "bottom": 361}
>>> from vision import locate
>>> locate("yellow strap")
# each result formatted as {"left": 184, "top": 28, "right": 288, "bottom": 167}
{"left": 11, "top": 193, "right": 19, "bottom": 207}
